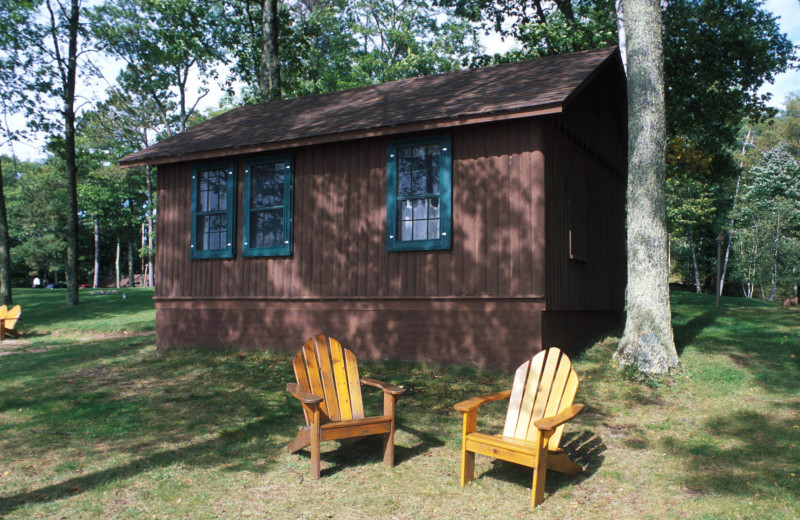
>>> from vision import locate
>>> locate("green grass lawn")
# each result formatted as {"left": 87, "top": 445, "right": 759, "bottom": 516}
{"left": 0, "top": 290, "right": 797, "bottom": 519}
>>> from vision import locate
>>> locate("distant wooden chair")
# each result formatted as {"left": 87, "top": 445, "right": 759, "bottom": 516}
{"left": 454, "top": 347, "right": 584, "bottom": 507}
{"left": 0, "top": 305, "right": 20, "bottom": 340}
{"left": 286, "top": 334, "right": 406, "bottom": 478}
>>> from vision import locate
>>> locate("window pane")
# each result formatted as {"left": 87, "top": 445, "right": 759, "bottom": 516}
{"left": 397, "top": 143, "right": 441, "bottom": 197}
{"left": 400, "top": 220, "right": 413, "bottom": 241}
{"left": 429, "top": 198, "right": 440, "bottom": 218}
{"left": 198, "top": 169, "right": 228, "bottom": 212}
{"left": 413, "top": 199, "right": 428, "bottom": 220}
{"left": 399, "top": 200, "right": 413, "bottom": 221}
{"left": 250, "top": 209, "right": 283, "bottom": 248}
{"left": 413, "top": 220, "right": 427, "bottom": 240}
{"left": 428, "top": 219, "right": 440, "bottom": 239}
{"left": 198, "top": 214, "right": 227, "bottom": 251}
{"left": 251, "top": 162, "right": 285, "bottom": 208}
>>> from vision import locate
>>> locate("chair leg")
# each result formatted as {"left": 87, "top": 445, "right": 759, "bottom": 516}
{"left": 310, "top": 409, "right": 321, "bottom": 479}
{"left": 383, "top": 393, "right": 397, "bottom": 466}
{"left": 461, "top": 449, "right": 475, "bottom": 486}
{"left": 383, "top": 429, "right": 395, "bottom": 466}
{"left": 460, "top": 410, "right": 477, "bottom": 486}
{"left": 531, "top": 432, "right": 550, "bottom": 507}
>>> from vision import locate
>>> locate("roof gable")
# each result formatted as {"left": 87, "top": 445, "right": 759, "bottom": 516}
{"left": 121, "top": 46, "right": 620, "bottom": 167}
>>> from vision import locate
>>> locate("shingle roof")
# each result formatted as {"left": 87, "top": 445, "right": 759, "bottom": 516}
{"left": 120, "top": 46, "right": 619, "bottom": 166}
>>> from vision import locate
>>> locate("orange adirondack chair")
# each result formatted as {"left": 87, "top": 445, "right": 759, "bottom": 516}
{"left": 0, "top": 305, "right": 21, "bottom": 340}
{"left": 286, "top": 334, "right": 405, "bottom": 478}
{"left": 454, "top": 347, "right": 584, "bottom": 507}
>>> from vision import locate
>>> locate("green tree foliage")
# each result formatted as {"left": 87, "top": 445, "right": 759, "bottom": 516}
{"left": 0, "top": 0, "right": 40, "bottom": 304}
{"left": 6, "top": 157, "right": 69, "bottom": 284}
{"left": 224, "top": 0, "right": 480, "bottom": 101}
{"left": 93, "top": 0, "right": 229, "bottom": 132}
{"left": 732, "top": 144, "right": 800, "bottom": 300}
{"left": 664, "top": 0, "right": 795, "bottom": 151}
{"left": 442, "top": 0, "right": 617, "bottom": 61}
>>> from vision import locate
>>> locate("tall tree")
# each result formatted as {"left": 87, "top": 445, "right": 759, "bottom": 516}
{"left": 22, "top": 0, "right": 89, "bottom": 305}
{"left": 0, "top": 0, "right": 38, "bottom": 304}
{"left": 613, "top": 0, "right": 679, "bottom": 374}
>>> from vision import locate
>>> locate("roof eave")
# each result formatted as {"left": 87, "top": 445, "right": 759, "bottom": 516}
{"left": 119, "top": 102, "right": 564, "bottom": 169}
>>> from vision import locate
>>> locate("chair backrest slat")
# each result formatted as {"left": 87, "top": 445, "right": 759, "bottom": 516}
{"left": 549, "top": 370, "right": 579, "bottom": 449}
{"left": 503, "top": 348, "right": 580, "bottom": 450}
{"left": 329, "top": 337, "right": 353, "bottom": 421}
{"left": 502, "top": 360, "right": 530, "bottom": 437}
{"left": 294, "top": 335, "right": 364, "bottom": 425}
{"left": 343, "top": 348, "right": 364, "bottom": 419}
{"left": 0, "top": 305, "right": 8, "bottom": 321}
{"left": 313, "top": 335, "right": 341, "bottom": 422}
{"left": 300, "top": 338, "right": 330, "bottom": 422}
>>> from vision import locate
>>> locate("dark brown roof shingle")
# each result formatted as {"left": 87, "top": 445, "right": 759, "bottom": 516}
{"left": 121, "top": 46, "right": 619, "bottom": 166}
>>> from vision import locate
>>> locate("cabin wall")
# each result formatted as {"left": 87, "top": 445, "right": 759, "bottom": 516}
{"left": 540, "top": 61, "right": 627, "bottom": 351}
{"left": 154, "top": 118, "right": 548, "bottom": 369}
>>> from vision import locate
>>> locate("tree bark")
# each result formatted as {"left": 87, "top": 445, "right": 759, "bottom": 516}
{"left": 62, "top": 0, "right": 81, "bottom": 306}
{"left": 0, "top": 161, "right": 12, "bottom": 305}
{"left": 115, "top": 240, "right": 120, "bottom": 288}
{"left": 688, "top": 225, "right": 701, "bottom": 293}
{"left": 614, "top": 0, "right": 678, "bottom": 374}
{"left": 93, "top": 215, "right": 100, "bottom": 288}
{"left": 128, "top": 240, "right": 134, "bottom": 287}
{"left": 259, "top": 0, "right": 280, "bottom": 102}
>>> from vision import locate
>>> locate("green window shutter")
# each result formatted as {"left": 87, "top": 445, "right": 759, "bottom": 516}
{"left": 243, "top": 154, "right": 294, "bottom": 257}
{"left": 190, "top": 161, "right": 236, "bottom": 259}
{"left": 386, "top": 134, "right": 452, "bottom": 252}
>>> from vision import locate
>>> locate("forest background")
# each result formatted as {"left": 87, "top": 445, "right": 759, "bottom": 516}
{"left": 0, "top": 0, "right": 797, "bottom": 304}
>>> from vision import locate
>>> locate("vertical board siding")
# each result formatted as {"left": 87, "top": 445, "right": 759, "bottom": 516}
{"left": 155, "top": 119, "right": 547, "bottom": 301}
{"left": 544, "top": 122, "right": 626, "bottom": 312}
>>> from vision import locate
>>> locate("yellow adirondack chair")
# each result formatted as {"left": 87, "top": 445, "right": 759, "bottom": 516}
{"left": 454, "top": 347, "right": 584, "bottom": 507}
{"left": 286, "top": 334, "right": 406, "bottom": 478}
{"left": 0, "top": 305, "right": 20, "bottom": 340}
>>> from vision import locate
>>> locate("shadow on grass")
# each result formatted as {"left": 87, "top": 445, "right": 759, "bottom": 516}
{"left": 288, "top": 423, "right": 446, "bottom": 477}
{"left": 673, "top": 307, "right": 720, "bottom": 356}
{"left": 0, "top": 338, "right": 301, "bottom": 515}
{"left": 670, "top": 293, "right": 800, "bottom": 395}
{"left": 0, "top": 416, "right": 283, "bottom": 516}
{"left": 661, "top": 409, "right": 799, "bottom": 499}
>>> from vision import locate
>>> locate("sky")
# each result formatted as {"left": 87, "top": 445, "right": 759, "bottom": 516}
{"left": 2, "top": 0, "right": 798, "bottom": 162}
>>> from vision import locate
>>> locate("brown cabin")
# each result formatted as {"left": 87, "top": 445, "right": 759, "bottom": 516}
{"left": 120, "top": 46, "right": 627, "bottom": 370}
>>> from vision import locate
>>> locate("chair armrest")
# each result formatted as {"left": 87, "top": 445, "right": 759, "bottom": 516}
{"left": 453, "top": 389, "right": 512, "bottom": 413}
{"left": 360, "top": 378, "right": 406, "bottom": 395}
{"left": 533, "top": 404, "right": 584, "bottom": 431}
{"left": 286, "top": 383, "right": 323, "bottom": 405}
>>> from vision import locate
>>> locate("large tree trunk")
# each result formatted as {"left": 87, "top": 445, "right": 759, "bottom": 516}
{"left": 92, "top": 215, "right": 100, "bottom": 288}
{"left": 614, "top": 0, "right": 678, "bottom": 374}
{"left": 62, "top": 0, "right": 81, "bottom": 306}
{"left": 0, "top": 161, "right": 12, "bottom": 305}
{"left": 259, "top": 0, "right": 280, "bottom": 101}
